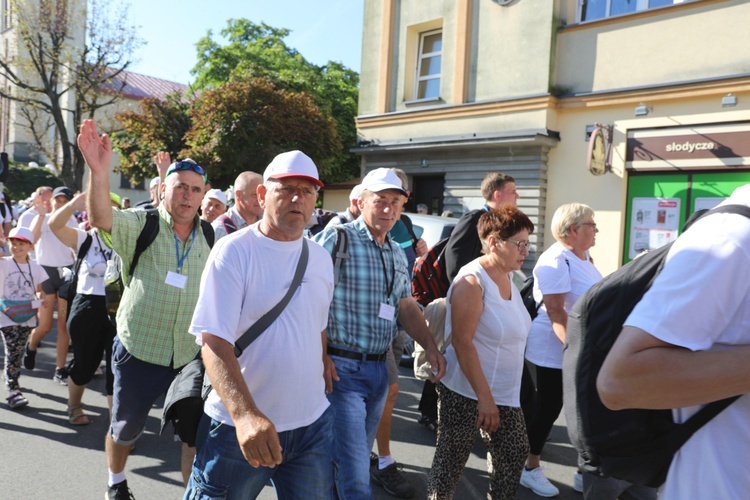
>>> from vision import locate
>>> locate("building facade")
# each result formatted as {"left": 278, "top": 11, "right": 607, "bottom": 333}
{"left": 356, "top": 0, "right": 750, "bottom": 275}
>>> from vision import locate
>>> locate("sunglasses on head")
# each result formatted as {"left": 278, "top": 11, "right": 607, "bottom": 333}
{"left": 166, "top": 161, "right": 207, "bottom": 182}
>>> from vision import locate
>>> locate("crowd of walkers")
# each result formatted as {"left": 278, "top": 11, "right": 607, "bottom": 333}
{"left": 2, "top": 118, "right": 749, "bottom": 500}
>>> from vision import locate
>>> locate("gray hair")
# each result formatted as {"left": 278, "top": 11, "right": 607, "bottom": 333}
{"left": 551, "top": 203, "right": 595, "bottom": 241}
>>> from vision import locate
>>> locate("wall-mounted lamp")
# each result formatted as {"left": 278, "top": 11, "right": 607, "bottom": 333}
{"left": 634, "top": 103, "right": 651, "bottom": 117}
{"left": 722, "top": 93, "right": 737, "bottom": 107}
{"left": 420, "top": 158, "right": 429, "bottom": 168}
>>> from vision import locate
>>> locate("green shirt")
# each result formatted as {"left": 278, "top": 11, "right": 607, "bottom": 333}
{"left": 105, "top": 205, "right": 209, "bottom": 367}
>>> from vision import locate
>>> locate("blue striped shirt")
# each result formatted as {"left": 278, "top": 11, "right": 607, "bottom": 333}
{"left": 314, "top": 218, "right": 410, "bottom": 354}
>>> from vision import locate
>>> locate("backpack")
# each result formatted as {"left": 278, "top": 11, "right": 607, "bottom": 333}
{"left": 307, "top": 208, "right": 340, "bottom": 236}
{"left": 413, "top": 298, "right": 447, "bottom": 380}
{"left": 520, "top": 259, "right": 569, "bottom": 320}
{"left": 563, "top": 204, "right": 750, "bottom": 488}
{"left": 216, "top": 213, "right": 238, "bottom": 236}
{"left": 411, "top": 237, "right": 450, "bottom": 306}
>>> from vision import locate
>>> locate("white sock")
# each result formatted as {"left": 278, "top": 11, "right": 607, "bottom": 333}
{"left": 108, "top": 470, "right": 126, "bottom": 487}
{"left": 379, "top": 455, "right": 395, "bottom": 469}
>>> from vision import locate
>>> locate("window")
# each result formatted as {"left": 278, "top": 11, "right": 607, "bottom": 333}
{"left": 415, "top": 29, "right": 442, "bottom": 100}
{"left": 1, "top": 0, "right": 10, "bottom": 32}
{"left": 120, "top": 173, "right": 145, "bottom": 190}
{"left": 580, "top": 0, "right": 691, "bottom": 22}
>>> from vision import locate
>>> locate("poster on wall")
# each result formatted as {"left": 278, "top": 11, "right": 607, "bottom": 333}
{"left": 629, "top": 197, "right": 681, "bottom": 259}
{"left": 694, "top": 197, "right": 727, "bottom": 211}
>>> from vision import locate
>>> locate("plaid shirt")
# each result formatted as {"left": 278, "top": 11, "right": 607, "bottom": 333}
{"left": 314, "top": 218, "right": 410, "bottom": 354}
{"left": 103, "top": 205, "right": 209, "bottom": 367}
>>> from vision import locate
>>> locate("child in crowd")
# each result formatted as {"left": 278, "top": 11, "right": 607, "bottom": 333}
{"left": 0, "top": 227, "right": 48, "bottom": 409}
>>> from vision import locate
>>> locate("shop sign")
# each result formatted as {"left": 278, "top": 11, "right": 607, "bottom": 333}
{"left": 626, "top": 123, "right": 750, "bottom": 170}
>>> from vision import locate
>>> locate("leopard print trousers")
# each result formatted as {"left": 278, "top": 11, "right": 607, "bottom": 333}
{"left": 427, "top": 383, "right": 529, "bottom": 500}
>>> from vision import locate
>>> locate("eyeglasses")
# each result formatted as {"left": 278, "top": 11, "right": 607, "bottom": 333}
{"left": 503, "top": 238, "right": 531, "bottom": 251}
{"left": 166, "top": 161, "right": 207, "bottom": 182}
{"left": 580, "top": 222, "right": 598, "bottom": 229}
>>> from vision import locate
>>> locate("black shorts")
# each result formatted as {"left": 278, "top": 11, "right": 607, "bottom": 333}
{"left": 41, "top": 265, "right": 73, "bottom": 296}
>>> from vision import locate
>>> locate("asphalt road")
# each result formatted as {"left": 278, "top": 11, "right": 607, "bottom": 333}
{"left": 1, "top": 324, "right": 581, "bottom": 499}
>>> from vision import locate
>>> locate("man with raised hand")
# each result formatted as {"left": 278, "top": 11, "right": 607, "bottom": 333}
{"left": 78, "top": 119, "right": 212, "bottom": 500}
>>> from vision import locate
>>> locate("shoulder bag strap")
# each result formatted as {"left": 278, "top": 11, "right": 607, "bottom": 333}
{"left": 233, "top": 238, "right": 309, "bottom": 357}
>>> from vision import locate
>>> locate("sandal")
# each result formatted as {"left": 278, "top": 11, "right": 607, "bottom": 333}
{"left": 67, "top": 404, "right": 91, "bottom": 426}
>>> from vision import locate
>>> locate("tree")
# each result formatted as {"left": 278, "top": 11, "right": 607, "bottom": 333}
{"left": 190, "top": 19, "right": 360, "bottom": 184}
{"left": 184, "top": 78, "right": 341, "bottom": 188}
{"left": 110, "top": 92, "right": 192, "bottom": 185}
{"left": 0, "top": 0, "right": 141, "bottom": 190}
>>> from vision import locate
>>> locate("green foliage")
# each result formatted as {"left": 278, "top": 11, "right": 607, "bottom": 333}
{"left": 5, "top": 164, "right": 63, "bottom": 202}
{"left": 190, "top": 19, "right": 360, "bottom": 184}
{"left": 111, "top": 93, "right": 192, "bottom": 185}
{"left": 185, "top": 79, "right": 341, "bottom": 188}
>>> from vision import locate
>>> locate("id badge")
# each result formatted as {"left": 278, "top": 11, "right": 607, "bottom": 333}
{"left": 31, "top": 300, "right": 43, "bottom": 309}
{"left": 165, "top": 271, "right": 188, "bottom": 289}
{"left": 379, "top": 302, "right": 396, "bottom": 321}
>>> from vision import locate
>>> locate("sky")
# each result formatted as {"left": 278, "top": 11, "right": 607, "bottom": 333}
{"left": 125, "top": 0, "right": 365, "bottom": 85}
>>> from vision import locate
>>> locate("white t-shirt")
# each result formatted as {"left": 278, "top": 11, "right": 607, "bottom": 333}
{"left": 0, "top": 257, "right": 49, "bottom": 327}
{"left": 442, "top": 259, "right": 531, "bottom": 407}
{"left": 30, "top": 214, "right": 77, "bottom": 267}
{"left": 189, "top": 223, "right": 334, "bottom": 433}
{"left": 74, "top": 229, "right": 115, "bottom": 296}
{"left": 525, "top": 241, "right": 603, "bottom": 369}
{"left": 17, "top": 208, "right": 38, "bottom": 229}
{"left": 624, "top": 185, "right": 750, "bottom": 500}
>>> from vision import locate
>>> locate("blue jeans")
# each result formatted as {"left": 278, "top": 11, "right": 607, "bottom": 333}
{"left": 327, "top": 355, "right": 388, "bottom": 499}
{"left": 184, "top": 406, "right": 334, "bottom": 500}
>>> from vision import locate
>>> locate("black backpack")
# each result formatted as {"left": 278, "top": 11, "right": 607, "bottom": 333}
{"left": 520, "top": 258, "right": 569, "bottom": 320}
{"left": 563, "top": 204, "right": 750, "bottom": 487}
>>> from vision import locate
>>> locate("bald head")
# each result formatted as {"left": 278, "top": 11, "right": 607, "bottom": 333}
{"left": 234, "top": 171, "right": 264, "bottom": 224}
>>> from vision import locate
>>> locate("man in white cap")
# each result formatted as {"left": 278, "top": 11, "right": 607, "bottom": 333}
{"left": 200, "top": 188, "right": 227, "bottom": 223}
{"left": 325, "top": 183, "right": 363, "bottom": 229}
{"left": 213, "top": 171, "right": 264, "bottom": 240}
{"left": 313, "top": 167, "right": 446, "bottom": 499}
{"left": 187, "top": 150, "right": 336, "bottom": 498}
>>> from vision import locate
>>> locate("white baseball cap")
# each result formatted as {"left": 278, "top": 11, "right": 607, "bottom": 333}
{"left": 8, "top": 227, "right": 34, "bottom": 244}
{"left": 349, "top": 184, "right": 364, "bottom": 201}
{"left": 149, "top": 177, "right": 160, "bottom": 189}
{"left": 203, "top": 188, "right": 227, "bottom": 206}
{"left": 263, "top": 150, "right": 323, "bottom": 188}
{"left": 360, "top": 168, "right": 407, "bottom": 196}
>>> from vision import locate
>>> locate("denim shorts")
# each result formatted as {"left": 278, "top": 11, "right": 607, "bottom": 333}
{"left": 109, "top": 336, "right": 179, "bottom": 445}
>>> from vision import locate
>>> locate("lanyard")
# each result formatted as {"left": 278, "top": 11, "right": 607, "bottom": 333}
{"left": 12, "top": 258, "right": 34, "bottom": 289}
{"left": 173, "top": 226, "right": 197, "bottom": 274}
{"left": 376, "top": 239, "right": 395, "bottom": 304}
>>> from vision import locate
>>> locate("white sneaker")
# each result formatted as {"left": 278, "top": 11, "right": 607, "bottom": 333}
{"left": 520, "top": 466, "right": 560, "bottom": 497}
{"left": 573, "top": 470, "right": 583, "bottom": 493}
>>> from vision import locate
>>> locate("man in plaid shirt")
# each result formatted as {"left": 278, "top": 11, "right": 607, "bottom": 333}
{"left": 314, "top": 167, "right": 446, "bottom": 499}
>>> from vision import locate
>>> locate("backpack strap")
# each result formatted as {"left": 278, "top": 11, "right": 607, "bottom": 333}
{"left": 332, "top": 227, "right": 349, "bottom": 286}
{"left": 127, "top": 209, "right": 215, "bottom": 287}
{"left": 400, "top": 214, "right": 419, "bottom": 247}
{"left": 233, "top": 239, "right": 309, "bottom": 356}
{"left": 72, "top": 233, "right": 94, "bottom": 281}
{"left": 200, "top": 219, "right": 215, "bottom": 248}
{"left": 127, "top": 209, "right": 160, "bottom": 286}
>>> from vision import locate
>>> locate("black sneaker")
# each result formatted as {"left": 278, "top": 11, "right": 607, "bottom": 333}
{"left": 23, "top": 343, "right": 36, "bottom": 370}
{"left": 106, "top": 480, "right": 135, "bottom": 500}
{"left": 370, "top": 452, "right": 379, "bottom": 468}
{"left": 53, "top": 367, "right": 68, "bottom": 386}
{"left": 371, "top": 463, "right": 415, "bottom": 499}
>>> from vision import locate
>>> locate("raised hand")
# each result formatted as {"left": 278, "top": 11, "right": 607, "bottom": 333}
{"left": 77, "top": 120, "right": 112, "bottom": 175}
{"left": 153, "top": 151, "right": 171, "bottom": 181}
